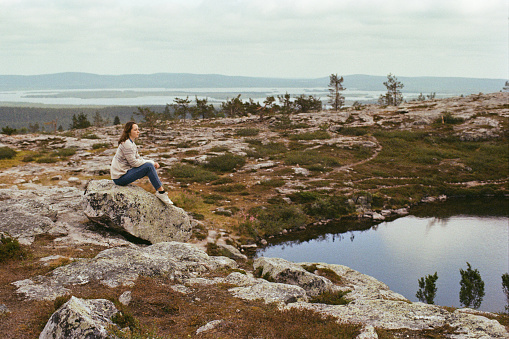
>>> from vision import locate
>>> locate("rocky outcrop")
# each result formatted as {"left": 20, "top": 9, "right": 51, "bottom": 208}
{"left": 13, "top": 242, "right": 237, "bottom": 301}
{"left": 84, "top": 179, "right": 192, "bottom": 243}
{"left": 253, "top": 257, "right": 336, "bottom": 296}
{"left": 0, "top": 186, "right": 131, "bottom": 247}
{"left": 39, "top": 296, "right": 118, "bottom": 339}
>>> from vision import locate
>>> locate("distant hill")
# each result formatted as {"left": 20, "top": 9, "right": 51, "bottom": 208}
{"left": 0, "top": 72, "right": 506, "bottom": 94}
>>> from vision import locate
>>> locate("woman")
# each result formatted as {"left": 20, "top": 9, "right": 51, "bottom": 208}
{"left": 110, "top": 121, "right": 173, "bottom": 205}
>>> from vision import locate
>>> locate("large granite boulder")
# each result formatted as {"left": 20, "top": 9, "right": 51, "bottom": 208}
{"left": 84, "top": 180, "right": 192, "bottom": 243}
{"left": 39, "top": 296, "right": 118, "bottom": 339}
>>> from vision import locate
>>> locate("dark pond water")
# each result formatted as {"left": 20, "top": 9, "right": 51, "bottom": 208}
{"left": 256, "top": 199, "right": 509, "bottom": 312}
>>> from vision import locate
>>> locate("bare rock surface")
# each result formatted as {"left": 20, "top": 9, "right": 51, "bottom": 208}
{"left": 13, "top": 242, "right": 237, "bottom": 301}
{"left": 0, "top": 186, "right": 131, "bottom": 247}
{"left": 253, "top": 257, "right": 335, "bottom": 296}
{"left": 84, "top": 179, "right": 192, "bottom": 243}
{"left": 39, "top": 296, "right": 118, "bottom": 339}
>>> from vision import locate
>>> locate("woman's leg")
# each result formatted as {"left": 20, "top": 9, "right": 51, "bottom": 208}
{"left": 113, "top": 162, "right": 162, "bottom": 190}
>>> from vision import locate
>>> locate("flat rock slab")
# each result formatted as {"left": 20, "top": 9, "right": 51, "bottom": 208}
{"left": 84, "top": 179, "right": 192, "bottom": 244}
{"left": 13, "top": 242, "right": 237, "bottom": 301}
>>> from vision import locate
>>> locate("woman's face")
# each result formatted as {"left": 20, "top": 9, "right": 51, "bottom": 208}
{"left": 129, "top": 124, "right": 140, "bottom": 140}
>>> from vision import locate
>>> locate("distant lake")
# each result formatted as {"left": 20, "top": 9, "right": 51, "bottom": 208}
{"left": 0, "top": 88, "right": 460, "bottom": 107}
{"left": 256, "top": 199, "right": 509, "bottom": 312}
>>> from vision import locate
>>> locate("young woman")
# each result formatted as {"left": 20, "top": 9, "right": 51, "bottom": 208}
{"left": 110, "top": 121, "right": 173, "bottom": 205}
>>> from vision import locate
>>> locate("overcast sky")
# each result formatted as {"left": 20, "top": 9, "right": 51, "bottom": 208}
{"left": 1, "top": 0, "right": 507, "bottom": 79}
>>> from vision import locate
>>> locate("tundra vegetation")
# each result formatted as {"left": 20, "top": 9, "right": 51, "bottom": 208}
{"left": 0, "top": 89, "right": 508, "bottom": 338}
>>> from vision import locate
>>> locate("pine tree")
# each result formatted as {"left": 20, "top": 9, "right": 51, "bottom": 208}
{"left": 328, "top": 74, "right": 345, "bottom": 111}
{"left": 378, "top": 73, "right": 404, "bottom": 106}
{"left": 459, "top": 262, "right": 485, "bottom": 309}
{"left": 416, "top": 272, "right": 438, "bottom": 304}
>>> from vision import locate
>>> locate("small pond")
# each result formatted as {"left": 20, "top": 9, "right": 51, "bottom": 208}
{"left": 256, "top": 199, "right": 509, "bottom": 312}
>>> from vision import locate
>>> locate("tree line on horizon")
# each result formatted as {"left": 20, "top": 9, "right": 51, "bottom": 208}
{"left": 1, "top": 73, "right": 435, "bottom": 135}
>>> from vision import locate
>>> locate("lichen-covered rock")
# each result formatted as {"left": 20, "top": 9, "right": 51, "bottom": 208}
{"left": 286, "top": 300, "right": 509, "bottom": 338}
{"left": 84, "top": 179, "right": 192, "bottom": 243}
{"left": 305, "top": 262, "right": 408, "bottom": 302}
{"left": 230, "top": 281, "right": 308, "bottom": 304}
{"left": 253, "top": 257, "right": 334, "bottom": 296}
{"left": 39, "top": 296, "right": 118, "bottom": 339}
{"left": 0, "top": 197, "right": 59, "bottom": 245}
{"left": 14, "top": 242, "right": 237, "bottom": 301}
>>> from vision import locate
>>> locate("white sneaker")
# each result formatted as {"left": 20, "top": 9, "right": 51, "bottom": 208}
{"left": 155, "top": 191, "right": 174, "bottom": 205}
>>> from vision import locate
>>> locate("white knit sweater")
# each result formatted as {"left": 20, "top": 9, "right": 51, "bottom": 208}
{"left": 110, "top": 139, "right": 154, "bottom": 179}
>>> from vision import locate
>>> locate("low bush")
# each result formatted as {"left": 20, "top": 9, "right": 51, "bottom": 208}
{"left": 54, "top": 147, "right": 77, "bottom": 157}
{"left": 309, "top": 290, "right": 351, "bottom": 305}
{"left": 436, "top": 112, "right": 465, "bottom": 125}
{"left": 36, "top": 156, "right": 58, "bottom": 163}
{"left": 204, "top": 153, "right": 246, "bottom": 172}
{"left": 167, "top": 163, "right": 219, "bottom": 183}
{"left": 209, "top": 145, "right": 230, "bottom": 152}
{"left": 291, "top": 193, "right": 353, "bottom": 219}
{"left": 336, "top": 127, "right": 370, "bottom": 136}
{"left": 248, "top": 203, "right": 307, "bottom": 237}
{"left": 0, "top": 235, "right": 29, "bottom": 262}
{"left": 202, "top": 193, "right": 227, "bottom": 204}
{"left": 92, "top": 143, "right": 110, "bottom": 149}
{"left": 82, "top": 133, "right": 100, "bottom": 139}
{"left": 211, "top": 177, "right": 234, "bottom": 185}
{"left": 236, "top": 128, "right": 260, "bottom": 136}
{"left": 0, "top": 146, "right": 16, "bottom": 160}
{"left": 257, "top": 178, "right": 286, "bottom": 187}
{"left": 246, "top": 141, "right": 287, "bottom": 159}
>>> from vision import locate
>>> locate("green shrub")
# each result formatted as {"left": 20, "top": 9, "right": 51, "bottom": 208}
{"left": 168, "top": 163, "right": 219, "bottom": 183}
{"left": 204, "top": 153, "right": 246, "bottom": 172}
{"left": 309, "top": 290, "right": 351, "bottom": 305}
{"left": 289, "top": 130, "right": 331, "bottom": 140}
{"left": 209, "top": 145, "right": 230, "bottom": 152}
{"left": 36, "top": 156, "right": 58, "bottom": 163}
{"left": 335, "top": 127, "right": 370, "bottom": 136}
{"left": 0, "top": 146, "right": 16, "bottom": 160}
{"left": 92, "top": 143, "right": 110, "bottom": 150}
{"left": 236, "top": 128, "right": 260, "bottom": 136}
{"left": 249, "top": 203, "right": 307, "bottom": 236}
{"left": 211, "top": 177, "right": 234, "bottom": 185}
{"left": 246, "top": 141, "right": 287, "bottom": 159}
{"left": 82, "top": 133, "right": 99, "bottom": 139}
{"left": 1, "top": 126, "right": 17, "bottom": 135}
{"left": 111, "top": 311, "right": 139, "bottom": 332}
{"left": 54, "top": 147, "right": 77, "bottom": 157}
{"left": 202, "top": 194, "right": 227, "bottom": 204}
{"left": 258, "top": 179, "right": 286, "bottom": 187}
{"left": 0, "top": 235, "right": 29, "bottom": 262}
{"left": 304, "top": 194, "right": 353, "bottom": 219}
{"left": 436, "top": 112, "right": 465, "bottom": 125}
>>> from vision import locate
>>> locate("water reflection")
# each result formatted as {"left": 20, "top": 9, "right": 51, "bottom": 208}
{"left": 257, "top": 199, "right": 509, "bottom": 312}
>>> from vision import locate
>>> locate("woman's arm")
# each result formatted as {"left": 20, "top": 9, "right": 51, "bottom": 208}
{"left": 121, "top": 141, "right": 154, "bottom": 168}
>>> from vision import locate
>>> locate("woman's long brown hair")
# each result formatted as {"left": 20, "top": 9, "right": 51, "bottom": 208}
{"left": 118, "top": 121, "right": 136, "bottom": 145}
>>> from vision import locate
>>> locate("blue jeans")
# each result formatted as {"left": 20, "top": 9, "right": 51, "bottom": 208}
{"left": 113, "top": 162, "right": 162, "bottom": 190}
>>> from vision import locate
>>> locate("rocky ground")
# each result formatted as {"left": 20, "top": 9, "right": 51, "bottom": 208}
{"left": 0, "top": 92, "right": 508, "bottom": 338}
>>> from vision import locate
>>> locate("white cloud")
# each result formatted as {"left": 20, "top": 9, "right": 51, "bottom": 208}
{"left": 0, "top": 0, "right": 507, "bottom": 78}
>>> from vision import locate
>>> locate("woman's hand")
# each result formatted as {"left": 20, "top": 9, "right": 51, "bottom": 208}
{"left": 154, "top": 162, "right": 160, "bottom": 169}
